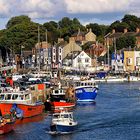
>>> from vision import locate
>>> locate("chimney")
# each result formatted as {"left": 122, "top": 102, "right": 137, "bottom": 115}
{"left": 112, "top": 29, "right": 115, "bottom": 34}
{"left": 58, "top": 38, "right": 64, "bottom": 43}
{"left": 69, "top": 37, "right": 75, "bottom": 43}
{"left": 136, "top": 28, "right": 140, "bottom": 33}
{"left": 89, "top": 28, "right": 92, "bottom": 32}
{"left": 124, "top": 28, "right": 128, "bottom": 33}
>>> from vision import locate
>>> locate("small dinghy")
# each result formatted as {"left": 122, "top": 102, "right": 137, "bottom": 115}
{"left": 49, "top": 110, "right": 78, "bottom": 134}
{"left": 0, "top": 114, "right": 16, "bottom": 134}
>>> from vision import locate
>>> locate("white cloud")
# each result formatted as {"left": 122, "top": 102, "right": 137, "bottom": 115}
{"left": 0, "top": 0, "right": 10, "bottom": 16}
{"left": 0, "top": 0, "right": 140, "bottom": 20}
{"left": 0, "top": 0, "right": 65, "bottom": 18}
{"left": 64, "top": 0, "right": 132, "bottom": 14}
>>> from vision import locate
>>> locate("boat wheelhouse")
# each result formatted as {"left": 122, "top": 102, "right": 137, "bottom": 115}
{"left": 74, "top": 80, "right": 98, "bottom": 102}
{"left": 50, "top": 88, "right": 75, "bottom": 110}
{"left": 0, "top": 91, "right": 44, "bottom": 118}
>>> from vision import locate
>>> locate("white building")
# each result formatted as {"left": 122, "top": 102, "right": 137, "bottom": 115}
{"left": 63, "top": 51, "right": 92, "bottom": 70}
{"left": 111, "top": 52, "right": 124, "bottom": 72}
{"left": 72, "top": 51, "right": 92, "bottom": 69}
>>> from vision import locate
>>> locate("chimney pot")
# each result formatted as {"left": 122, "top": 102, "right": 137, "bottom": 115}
{"left": 124, "top": 28, "right": 128, "bottom": 33}
{"left": 136, "top": 28, "right": 140, "bottom": 33}
{"left": 112, "top": 29, "right": 115, "bottom": 34}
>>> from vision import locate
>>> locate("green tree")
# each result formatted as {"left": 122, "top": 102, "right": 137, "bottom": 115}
{"left": 116, "top": 36, "right": 136, "bottom": 50}
{"left": 107, "top": 20, "right": 129, "bottom": 33}
{"left": 116, "top": 36, "right": 127, "bottom": 50}
{"left": 122, "top": 14, "right": 140, "bottom": 31}
{"left": 86, "top": 23, "right": 102, "bottom": 36}
{"left": 0, "top": 16, "right": 46, "bottom": 53}
{"left": 6, "top": 15, "right": 31, "bottom": 29}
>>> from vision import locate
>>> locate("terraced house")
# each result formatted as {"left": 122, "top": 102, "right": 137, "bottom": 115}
{"left": 104, "top": 28, "right": 140, "bottom": 48}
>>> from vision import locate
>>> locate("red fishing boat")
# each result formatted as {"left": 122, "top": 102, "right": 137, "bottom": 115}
{"left": 0, "top": 115, "right": 15, "bottom": 134}
{"left": 0, "top": 91, "right": 44, "bottom": 119}
{"left": 49, "top": 88, "right": 75, "bottom": 111}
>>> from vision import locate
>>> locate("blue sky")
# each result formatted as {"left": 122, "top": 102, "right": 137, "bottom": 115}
{"left": 0, "top": 0, "right": 139, "bottom": 29}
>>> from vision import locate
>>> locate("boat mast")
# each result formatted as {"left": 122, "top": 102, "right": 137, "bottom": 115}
{"left": 38, "top": 26, "right": 40, "bottom": 72}
{"left": 114, "top": 37, "right": 117, "bottom": 73}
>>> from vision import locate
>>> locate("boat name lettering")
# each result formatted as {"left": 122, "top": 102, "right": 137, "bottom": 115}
{"left": 84, "top": 88, "right": 93, "bottom": 92}
{"left": 76, "top": 90, "right": 83, "bottom": 93}
{"left": 28, "top": 108, "right": 36, "bottom": 111}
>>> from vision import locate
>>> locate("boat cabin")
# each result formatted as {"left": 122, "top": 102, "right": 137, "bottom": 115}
{"left": 0, "top": 92, "right": 32, "bottom": 104}
{"left": 52, "top": 111, "right": 74, "bottom": 121}
{"left": 50, "top": 89, "right": 66, "bottom": 102}
{"left": 74, "top": 80, "right": 96, "bottom": 87}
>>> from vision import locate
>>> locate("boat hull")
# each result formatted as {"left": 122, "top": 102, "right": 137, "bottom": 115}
{"left": 0, "top": 122, "right": 14, "bottom": 134}
{"left": 51, "top": 124, "right": 77, "bottom": 133}
{"left": 75, "top": 86, "right": 98, "bottom": 102}
{"left": 0, "top": 103, "right": 44, "bottom": 118}
{"left": 51, "top": 102, "right": 75, "bottom": 109}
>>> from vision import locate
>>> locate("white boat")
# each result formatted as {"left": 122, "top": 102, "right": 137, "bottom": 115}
{"left": 49, "top": 110, "right": 78, "bottom": 134}
{"left": 94, "top": 76, "right": 127, "bottom": 83}
{"left": 105, "top": 76, "right": 126, "bottom": 82}
{"left": 126, "top": 76, "right": 140, "bottom": 82}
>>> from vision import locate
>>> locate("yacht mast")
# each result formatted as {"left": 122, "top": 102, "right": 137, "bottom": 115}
{"left": 38, "top": 26, "right": 40, "bottom": 72}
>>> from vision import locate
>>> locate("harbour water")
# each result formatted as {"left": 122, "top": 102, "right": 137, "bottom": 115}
{"left": 1, "top": 82, "right": 140, "bottom": 140}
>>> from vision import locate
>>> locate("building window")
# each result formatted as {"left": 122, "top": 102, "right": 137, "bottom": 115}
{"left": 136, "top": 57, "right": 140, "bottom": 66}
{"left": 85, "top": 58, "right": 89, "bottom": 63}
{"left": 78, "top": 58, "right": 81, "bottom": 63}
{"left": 127, "top": 58, "right": 132, "bottom": 66}
{"left": 53, "top": 56, "right": 56, "bottom": 61}
{"left": 53, "top": 48, "right": 55, "bottom": 53}
{"left": 59, "top": 48, "right": 61, "bottom": 53}
{"left": 59, "top": 55, "right": 61, "bottom": 61}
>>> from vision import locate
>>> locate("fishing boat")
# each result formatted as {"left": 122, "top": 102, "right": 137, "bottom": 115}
{"left": 0, "top": 114, "right": 15, "bottom": 134}
{"left": 49, "top": 88, "right": 75, "bottom": 111}
{"left": 49, "top": 110, "right": 77, "bottom": 134}
{"left": 0, "top": 91, "right": 44, "bottom": 118}
{"left": 74, "top": 79, "right": 98, "bottom": 102}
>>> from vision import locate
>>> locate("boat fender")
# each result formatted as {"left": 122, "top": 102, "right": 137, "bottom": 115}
{"left": 69, "top": 122, "right": 72, "bottom": 125}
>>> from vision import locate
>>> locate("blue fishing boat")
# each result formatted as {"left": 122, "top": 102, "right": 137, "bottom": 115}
{"left": 74, "top": 80, "right": 98, "bottom": 102}
{"left": 49, "top": 110, "right": 77, "bottom": 134}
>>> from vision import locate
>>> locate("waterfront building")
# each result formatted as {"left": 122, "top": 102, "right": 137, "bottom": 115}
{"left": 63, "top": 51, "right": 92, "bottom": 71}
{"left": 34, "top": 41, "right": 51, "bottom": 70}
{"left": 124, "top": 51, "right": 140, "bottom": 72}
{"left": 111, "top": 52, "right": 124, "bottom": 72}
{"left": 62, "top": 37, "right": 82, "bottom": 60}
{"left": 71, "top": 28, "right": 96, "bottom": 46}
{"left": 104, "top": 28, "right": 140, "bottom": 48}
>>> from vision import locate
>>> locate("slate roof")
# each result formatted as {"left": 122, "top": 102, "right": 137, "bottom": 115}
{"left": 64, "top": 51, "right": 81, "bottom": 60}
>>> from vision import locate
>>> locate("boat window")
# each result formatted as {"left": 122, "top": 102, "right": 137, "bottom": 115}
{"left": 69, "top": 114, "right": 73, "bottom": 119}
{"left": 5, "top": 94, "right": 11, "bottom": 100}
{"left": 12, "top": 94, "right": 18, "bottom": 100}
{"left": 25, "top": 94, "right": 30, "bottom": 100}
{"left": 0, "top": 94, "right": 5, "bottom": 100}
{"left": 55, "top": 90, "right": 59, "bottom": 94}
{"left": 61, "top": 114, "right": 69, "bottom": 118}
{"left": 16, "top": 95, "right": 24, "bottom": 100}
{"left": 81, "top": 83, "right": 84, "bottom": 86}
{"left": 85, "top": 83, "right": 87, "bottom": 86}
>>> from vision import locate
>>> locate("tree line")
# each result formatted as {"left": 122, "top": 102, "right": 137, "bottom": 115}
{"left": 0, "top": 14, "right": 140, "bottom": 54}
